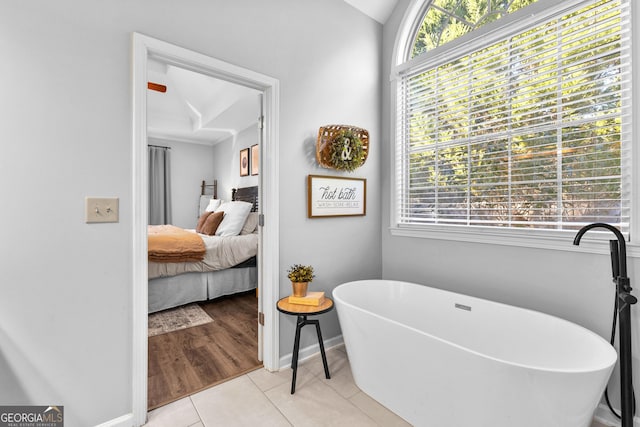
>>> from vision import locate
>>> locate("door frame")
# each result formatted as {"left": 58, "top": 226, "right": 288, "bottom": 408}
{"left": 131, "top": 33, "right": 280, "bottom": 425}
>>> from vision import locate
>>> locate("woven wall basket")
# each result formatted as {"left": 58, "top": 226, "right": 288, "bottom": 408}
{"left": 316, "top": 125, "right": 369, "bottom": 170}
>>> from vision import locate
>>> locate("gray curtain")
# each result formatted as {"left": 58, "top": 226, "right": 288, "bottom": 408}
{"left": 148, "top": 145, "right": 172, "bottom": 225}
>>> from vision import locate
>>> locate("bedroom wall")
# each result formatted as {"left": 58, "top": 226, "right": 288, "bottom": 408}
{"left": 148, "top": 138, "right": 215, "bottom": 229}
{"left": 381, "top": 0, "right": 640, "bottom": 413}
{"left": 0, "top": 1, "right": 381, "bottom": 425}
{"left": 211, "top": 123, "right": 260, "bottom": 202}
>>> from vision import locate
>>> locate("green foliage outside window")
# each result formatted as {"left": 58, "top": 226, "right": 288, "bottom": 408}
{"left": 411, "top": 0, "right": 538, "bottom": 58}
{"left": 401, "top": 0, "right": 626, "bottom": 229}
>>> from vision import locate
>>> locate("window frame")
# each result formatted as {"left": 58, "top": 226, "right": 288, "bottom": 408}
{"left": 389, "top": 0, "right": 640, "bottom": 255}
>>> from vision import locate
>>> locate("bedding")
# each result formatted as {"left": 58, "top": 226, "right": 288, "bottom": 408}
{"left": 196, "top": 211, "right": 225, "bottom": 235}
{"left": 148, "top": 229, "right": 258, "bottom": 279}
{"left": 148, "top": 225, "right": 206, "bottom": 263}
{"left": 214, "top": 201, "right": 253, "bottom": 236}
{"left": 240, "top": 212, "right": 259, "bottom": 235}
{"left": 148, "top": 267, "right": 257, "bottom": 313}
{"left": 148, "top": 185, "right": 259, "bottom": 313}
{"left": 195, "top": 211, "right": 213, "bottom": 232}
{"left": 205, "top": 198, "right": 222, "bottom": 212}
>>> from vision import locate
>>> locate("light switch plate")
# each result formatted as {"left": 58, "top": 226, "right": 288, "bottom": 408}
{"left": 85, "top": 197, "right": 119, "bottom": 223}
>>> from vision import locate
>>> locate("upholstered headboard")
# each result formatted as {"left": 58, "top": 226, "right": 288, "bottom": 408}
{"left": 232, "top": 186, "right": 259, "bottom": 212}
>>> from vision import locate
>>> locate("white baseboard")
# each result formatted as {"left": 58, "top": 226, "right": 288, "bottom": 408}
{"left": 278, "top": 334, "right": 344, "bottom": 370}
{"left": 593, "top": 403, "right": 640, "bottom": 427}
{"left": 93, "top": 413, "right": 134, "bottom": 427}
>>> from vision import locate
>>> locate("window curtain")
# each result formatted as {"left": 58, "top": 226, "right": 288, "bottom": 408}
{"left": 148, "top": 145, "right": 172, "bottom": 225}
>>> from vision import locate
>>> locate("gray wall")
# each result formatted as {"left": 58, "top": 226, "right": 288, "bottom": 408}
{"left": 212, "top": 124, "right": 260, "bottom": 201}
{"left": 0, "top": 1, "right": 381, "bottom": 425}
{"left": 382, "top": 0, "right": 639, "bottom": 413}
{"left": 273, "top": 10, "right": 382, "bottom": 357}
{"left": 148, "top": 138, "right": 215, "bottom": 229}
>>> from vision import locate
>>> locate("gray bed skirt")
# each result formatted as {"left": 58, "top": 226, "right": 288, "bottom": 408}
{"left": 148, "top": 266, "right": 257, "bottom": 313}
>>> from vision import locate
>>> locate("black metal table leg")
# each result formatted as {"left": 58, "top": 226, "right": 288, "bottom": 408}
{"left": 288, "top": 314, "right": 332, "bottom": 394}
{"left": 290, "top": 315, "right": 305, "bottom": 394}
{"left": 313, "top": 319, "right": 330, "bottom": 379}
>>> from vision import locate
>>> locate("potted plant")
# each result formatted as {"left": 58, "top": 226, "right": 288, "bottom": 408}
{"left": 287, "top": 264, "right": 315, "bottom": 297}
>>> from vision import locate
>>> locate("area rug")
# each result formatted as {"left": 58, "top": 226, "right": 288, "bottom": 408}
{"left": 148, "top": 304, "right": 213, "bottom": 337}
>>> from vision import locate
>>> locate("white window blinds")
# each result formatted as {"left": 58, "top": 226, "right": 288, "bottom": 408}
{"left": 395, "top": 0, "right": 631, "bottom": 233}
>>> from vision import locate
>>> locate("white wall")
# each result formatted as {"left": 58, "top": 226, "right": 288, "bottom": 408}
{"left": 0, "top": 1, "right": 381, "bottom": 425}
{"left": 212, "top": 124, "right": 259, "bottom": 201}
{"left": 148, "top": 138, "right": 215, "bottom": 229}
{"left": 382, "top": 0, "right": 640, "bottom": 416}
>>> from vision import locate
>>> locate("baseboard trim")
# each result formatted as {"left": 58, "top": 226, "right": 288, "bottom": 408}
{"left": 93, "top": 413, "right": 134, "bottom": 427}
{"left": 278, "top": 335, "right": 344, "bottom": 370}
{"left": 593, "top": 403, "right": 640, "bottom": 427}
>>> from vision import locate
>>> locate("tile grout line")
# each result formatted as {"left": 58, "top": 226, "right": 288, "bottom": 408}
{"left": 249, "top": 373, "right": 295, "bottom": 427}
{"left": 314, "top": 361, "right": 390, "bottom": 427}
{"left": 184, "top": 347, "right": 367, "bottom": 427}
{"left": 253, "top": 354, "right": 353, "bottom": 427}
{"left": 188, "top": 395, "right": 205, "bottom": 427}
{"left": 283, "top": 352, "right": 386, "bottom": 427}
{"left": 346, "top": 394, "right": 385, "bottom": 427}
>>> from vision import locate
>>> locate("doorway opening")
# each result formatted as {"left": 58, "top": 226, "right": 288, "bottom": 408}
{"left": 146, "top": 58, "right": 263, "bottom": 409}
{"left": 132, "top": 33, "right": 280, "bottom": 425}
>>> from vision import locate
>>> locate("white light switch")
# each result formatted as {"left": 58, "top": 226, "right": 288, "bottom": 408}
{"left": 85, "top": 197, "right": 119, "bottom": 223}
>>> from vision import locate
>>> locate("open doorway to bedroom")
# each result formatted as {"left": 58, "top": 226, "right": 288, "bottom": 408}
{"left": 145, "top": 58, "right": 263, "bottom": 409}
{"left": 132, "top": 33, "right": 280, "bottom": 422}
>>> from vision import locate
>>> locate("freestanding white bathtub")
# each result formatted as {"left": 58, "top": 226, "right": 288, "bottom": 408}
{"left": 333, "top": 280, "right": 616, "bottom": 427}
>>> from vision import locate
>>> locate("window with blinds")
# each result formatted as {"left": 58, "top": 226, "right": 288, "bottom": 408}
{"left": 395, "top": 0, "right": 631, "bottom": 234}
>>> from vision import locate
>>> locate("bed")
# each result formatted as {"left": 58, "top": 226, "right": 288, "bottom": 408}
{"left": 148, "top": 185, "right": 259, "bottom": 313}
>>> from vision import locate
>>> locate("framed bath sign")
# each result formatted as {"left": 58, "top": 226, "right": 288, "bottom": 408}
{"left": 307, "top": 175, "right": 366, "bottom": 218}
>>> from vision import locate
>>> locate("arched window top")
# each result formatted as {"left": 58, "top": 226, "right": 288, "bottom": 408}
{"left": 407, "top": 0, "right": 538, "bottom": 59}
{"left": 391, "top": 0, "right": 632, "bottom": 241}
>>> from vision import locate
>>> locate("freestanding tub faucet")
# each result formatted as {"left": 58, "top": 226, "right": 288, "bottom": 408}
{"left": 574, "top": 223, "right": 637, "bottom": 427}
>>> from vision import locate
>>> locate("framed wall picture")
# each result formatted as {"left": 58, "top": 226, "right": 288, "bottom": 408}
{"left": 240, "top": 148, "right": 249, "bottom": 176}
{"left": 251, "top": 144, "right": 259, "bottom": 176}
{"left": 307, "top": 175, "right": 366, "bottom": 218}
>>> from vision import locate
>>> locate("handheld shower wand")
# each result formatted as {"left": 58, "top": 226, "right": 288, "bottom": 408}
{"left": 574, "top": 223, "right": 636, "bottom": 427}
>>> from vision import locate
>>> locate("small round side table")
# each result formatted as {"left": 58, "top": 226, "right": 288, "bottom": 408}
{"left": 277, "top": 296, "right": 334, "bottom": 394}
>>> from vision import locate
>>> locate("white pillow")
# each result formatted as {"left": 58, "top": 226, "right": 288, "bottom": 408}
{"left": 205, "top": 199, "right": 222, "bottom": 212}
{"left": 214, "top": 201, "right": 253, "bottom": 236}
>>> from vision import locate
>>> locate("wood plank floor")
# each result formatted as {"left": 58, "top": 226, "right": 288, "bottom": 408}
{"left": 147, "top": 291, "right": 261, "bottom": 410}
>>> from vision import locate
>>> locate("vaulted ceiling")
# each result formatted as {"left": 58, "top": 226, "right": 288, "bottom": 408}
{"left": 344, "top": 0, "right": 399, "bottom": 24}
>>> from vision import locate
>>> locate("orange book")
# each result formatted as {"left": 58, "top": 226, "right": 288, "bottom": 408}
{"left": 288, "top": 291, "right": 325, "bottom": 306}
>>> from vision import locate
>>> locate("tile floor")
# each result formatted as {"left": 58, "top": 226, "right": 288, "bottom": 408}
{"left": 144, "top": 345, "right": 614, "bottom": 427}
